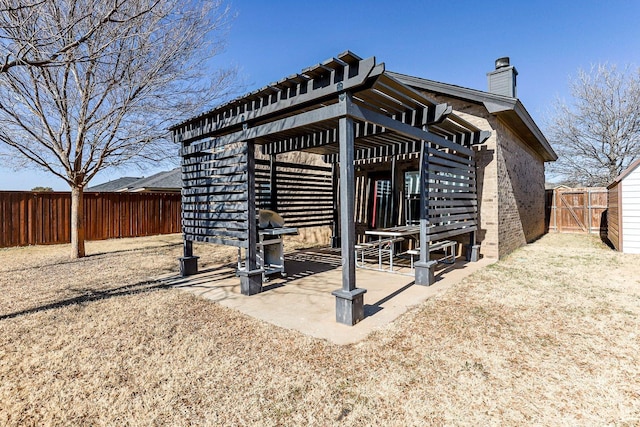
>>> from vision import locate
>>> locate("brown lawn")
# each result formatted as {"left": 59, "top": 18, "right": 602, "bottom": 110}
{"left": 0, "top": 233, "right": 638, "bottom": 426}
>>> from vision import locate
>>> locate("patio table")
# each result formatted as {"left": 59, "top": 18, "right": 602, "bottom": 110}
{"left": 363, "top": 225, "right": 420, "bottom": 271}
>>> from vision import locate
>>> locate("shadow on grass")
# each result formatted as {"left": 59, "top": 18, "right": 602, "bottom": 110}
{"left": 0, "top": 279, "right": 173, "bottom": 321}
{"left": 1, "top": 242, "right": 181, "bottom": 274}
{"left": 86, "top": 241, "right": 181, "bottom": 258}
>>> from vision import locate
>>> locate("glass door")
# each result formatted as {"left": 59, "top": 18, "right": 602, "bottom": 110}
{"left": 370, "top": 176, "right": 393, "bottom": 229}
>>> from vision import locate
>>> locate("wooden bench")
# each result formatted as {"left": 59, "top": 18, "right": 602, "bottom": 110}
{"left": 355, "top": 237, "right": 404, "bottom": 271}
{"left": 406, "top": 240, "right": 457, "bottom": 268}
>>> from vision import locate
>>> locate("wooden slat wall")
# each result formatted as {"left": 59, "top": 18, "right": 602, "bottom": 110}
{"left": 256, "top": 159, "right": 333, "bottom": 228}
{"left": 607, "top": 184, "right": 621, "bottom": 250}
{"left": 181, "top": 141, "right": 249, "bottom": 248}
{"left": 0, "top": 191, "right": 181, "bottom": 248}
{"left": 424, "top": 143, "right": 477, "bottom": 242}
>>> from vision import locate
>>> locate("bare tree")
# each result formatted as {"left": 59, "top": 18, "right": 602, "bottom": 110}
{"left": 0, "top": 0, "right": 235, "bottom": 258}
{"left": 547, "top": 64, "right": 640, "bottom": 187}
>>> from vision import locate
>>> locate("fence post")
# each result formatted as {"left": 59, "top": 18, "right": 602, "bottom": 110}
{"left": 587, "top": 188, "right": 593, "bottom": 234}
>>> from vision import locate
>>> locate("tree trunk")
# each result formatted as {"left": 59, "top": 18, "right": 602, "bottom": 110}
{"left": 70, "top": 185, "right": 86, "bottom": 258}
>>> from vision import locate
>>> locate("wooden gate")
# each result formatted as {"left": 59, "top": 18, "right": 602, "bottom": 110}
{"left": 547, "top": 187, "right": 607, "bottom": 234}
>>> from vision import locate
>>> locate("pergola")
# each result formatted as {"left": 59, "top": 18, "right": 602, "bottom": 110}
{"left": 170, "top": 51, "right": 489, "bottom": 325}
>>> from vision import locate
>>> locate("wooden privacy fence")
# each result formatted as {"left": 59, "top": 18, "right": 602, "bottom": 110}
{"left": 0, "top": 191, "right": 181, "bottom": 248}
{"left": 546, "top": 187, "right": 607, "bottom": 234}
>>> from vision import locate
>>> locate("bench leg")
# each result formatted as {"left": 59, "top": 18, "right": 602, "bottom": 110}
{"left": 445, "top": 243, "right": 455, "bottom": 264}
{"left": 355, "top": 248, "right": 365, "bottom": 267}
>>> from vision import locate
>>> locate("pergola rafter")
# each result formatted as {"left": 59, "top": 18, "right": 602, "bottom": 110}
{"left": 171, "top": 51, "right": 489, "bottom": 326}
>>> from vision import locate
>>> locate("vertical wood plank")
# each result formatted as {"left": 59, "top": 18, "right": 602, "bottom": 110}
{"left": 269, "top": 154, "right": 278, "bottom": 211}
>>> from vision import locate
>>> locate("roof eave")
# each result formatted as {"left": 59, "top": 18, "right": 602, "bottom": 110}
{"left": 608, "top": 157, "right": 640, "bottom": 187}
{"left": 502, "top": 101, "right": 558, "bottom": 162}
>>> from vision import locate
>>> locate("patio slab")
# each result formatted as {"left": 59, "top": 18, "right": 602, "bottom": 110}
{"left": 161, "top": 248, "right": 494, "bottom": 345}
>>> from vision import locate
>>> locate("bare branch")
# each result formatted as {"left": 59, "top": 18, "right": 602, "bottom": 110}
{"left": 546, "top": 64, "right": 640, "bottom": 186}
{"left": 0, "top": 0, "right": 161, "bottom": 72}
{"left": 0, "top": 0, "right": 236, "bottom": 257}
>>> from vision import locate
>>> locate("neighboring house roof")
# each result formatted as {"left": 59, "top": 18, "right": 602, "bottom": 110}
{"left": 545, "top": 182, "right": 571, "bottom": 190}
{"left": 88, "top": 176, "right": 141, "bottom": 192}
{"left": 88, "top": 168, "right": 181, "bottom": 192}
{"left": 607, "top": 158, "right": 640, "bottom": 189}
{"left": 129, "top": 168, "right": 181, "bottom": 192}
{"left": 387, "top": 71, "right": 558, "bottom": 162}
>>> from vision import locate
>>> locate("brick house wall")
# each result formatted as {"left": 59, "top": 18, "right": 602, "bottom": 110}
{"left": 495, "top": 120, "right": 547, "bottom": 256}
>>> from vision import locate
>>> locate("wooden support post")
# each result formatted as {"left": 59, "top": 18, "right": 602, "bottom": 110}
{"left": 332, "top": 94, "right": 366, "bottom": 325}
{"left": 269, "top": 154, "right": 278, "bottom": 212}
{"left": 330, "top": 162, "right": 340, "bottom": 248}
{"left": 238, "top": 139, "right": 263, "bottom": 294}
{"left": 415, "top": 140, "right": 436, "bottom": 285}
{"left": 179, "top": 239, "right": 199, "bottom": 276}
{"left": 179, "top": 140, "right": 198, "bottom": 277}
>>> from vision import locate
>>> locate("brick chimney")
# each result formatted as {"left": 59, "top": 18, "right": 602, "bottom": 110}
{"left": 487, "top": 57, "right": 518, "bottom": 98}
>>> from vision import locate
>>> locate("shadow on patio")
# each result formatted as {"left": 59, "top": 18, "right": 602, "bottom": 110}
{"left": 163, "top": 247, "right": 494, "bottom": 345}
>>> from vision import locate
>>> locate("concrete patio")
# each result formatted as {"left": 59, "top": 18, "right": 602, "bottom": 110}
{"left": 162, "top": 248, "right": 494, "bottom": 345}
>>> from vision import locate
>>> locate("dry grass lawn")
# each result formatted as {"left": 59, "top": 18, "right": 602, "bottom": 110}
{"left": 0, "top": 233, "right": 639, "bottom": 426}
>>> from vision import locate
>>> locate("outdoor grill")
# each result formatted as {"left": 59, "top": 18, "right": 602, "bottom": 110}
{"left": 254, "top": 210, "right": 298, "bottom": 279}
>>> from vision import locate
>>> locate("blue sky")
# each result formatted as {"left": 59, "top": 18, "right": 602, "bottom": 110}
{"left": 1, "top": 0, "right": 638, "bottom": 190}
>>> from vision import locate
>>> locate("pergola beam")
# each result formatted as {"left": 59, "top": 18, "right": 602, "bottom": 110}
{"left": 181, "top": 102, "right": 347, "bottom": 157}
{"left": 173, "top": 54, "right": 383, "bottom": 144}
{"left": 322, "top": 139, "right": 422, "bottom": 163}
{"left": 346, "top": 103, "right": 475, "bottom": 157}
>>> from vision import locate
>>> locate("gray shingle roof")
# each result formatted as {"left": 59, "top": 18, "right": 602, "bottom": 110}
{"left": 88, "top": 176, "right": 142, "bottom": 192}
{"left": 129, "top": 168, "right": 181, "bottom": 191}
{"left": 88, "top": 168, "right": 181, "bottom": 192}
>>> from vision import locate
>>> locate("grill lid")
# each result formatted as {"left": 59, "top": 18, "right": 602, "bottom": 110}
{"left": 258, "top": 209, "right": 285, "bottom": 228}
